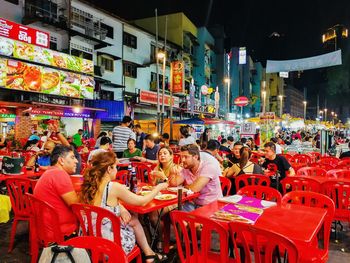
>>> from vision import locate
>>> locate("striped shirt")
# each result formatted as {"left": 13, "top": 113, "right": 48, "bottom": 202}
{"left": 112, "top": 126, "right": 136, "bottom": 152}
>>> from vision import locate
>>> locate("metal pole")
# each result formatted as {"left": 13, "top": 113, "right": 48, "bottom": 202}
{"left": 155, "top": 9, "right": 161, "bottom": 133}
{"left": 227, "top": 81, "right": 230, "bottom": 114}
{"left": 160, "top": 16, "right": 168, "bottom": 135}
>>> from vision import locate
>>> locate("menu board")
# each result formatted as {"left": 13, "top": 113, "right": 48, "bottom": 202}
{"left": 0, "top": 36, "right": 93, "bottom": 75}
{"left": 0, "top": 58, "right": 94, "bottom": 99}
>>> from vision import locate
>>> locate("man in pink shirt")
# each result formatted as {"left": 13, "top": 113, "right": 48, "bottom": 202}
{"left": 170, "top": 144, "right": 223, "bottom": 211}
{"left": 34, "top": 144, "right": 79, "bottom": 238}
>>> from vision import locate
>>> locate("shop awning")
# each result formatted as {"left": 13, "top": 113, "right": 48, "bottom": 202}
{"left": 173, "top": 117, "right": 204, "bottom": 125}
{"left": 173, "top": 118, "right": 236, "bottom": 126}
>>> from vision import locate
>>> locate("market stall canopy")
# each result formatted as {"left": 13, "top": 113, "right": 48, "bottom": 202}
{"left": 173, "top": 117, "right": 204, "bottom": 125}
{"left": 201, "top": 118, "right": 236, "bottom": 125}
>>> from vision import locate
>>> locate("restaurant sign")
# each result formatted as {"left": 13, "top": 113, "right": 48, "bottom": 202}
{"left": 0, "top": 58, "right": 94, "bottom": 99}
{"left": 30, "top": 108, "right": 91, "bottom": 118}
{"left": 170, "top": 61, "right": 184, "bottom": 93}
{"left": 0, "top": 18, "right": 49, "bottom": 48}
{"left": 0, "top": 36, "right": 93, "bottom": 75}
{"left": 139, "top": 90, "right": 179, "bottom": 108}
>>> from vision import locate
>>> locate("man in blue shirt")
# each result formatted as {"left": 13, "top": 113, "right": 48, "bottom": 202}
{"left": 27, "top": 141, "right": 55, "bottom": 170}
{"left": 134, "top": 134, "right": 159, "bottom": 164}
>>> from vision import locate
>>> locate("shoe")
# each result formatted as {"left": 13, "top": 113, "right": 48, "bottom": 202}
{"left": 144, "top": 253, "right": 168, "bottom": 262}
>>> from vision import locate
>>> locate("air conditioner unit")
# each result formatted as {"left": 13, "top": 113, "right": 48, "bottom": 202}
{"left": 94, "top": 65, "right": 105, "bottom": 76}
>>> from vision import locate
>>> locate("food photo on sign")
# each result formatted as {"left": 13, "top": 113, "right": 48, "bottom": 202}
{"left": 41, "top": 67, "right": 60, "bottom": 95}
{"left": 60, "top": 71, "right": 81, "bottom": 98}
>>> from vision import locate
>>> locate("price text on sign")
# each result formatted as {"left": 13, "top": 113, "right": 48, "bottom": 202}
{"left": 0, "top": 18, "right": 49, "bottom": 48}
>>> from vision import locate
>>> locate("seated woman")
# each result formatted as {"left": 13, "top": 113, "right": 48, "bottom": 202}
{"left": 24, "top": 139, "right": 40, "bottom": 152}
{"left": 80, "top": 151, "right": 168, "bottom": 262}
{"left": 123, "top": 138, "right": 142, "bottom": 158}
{"left": 178, "top": 126, "right": 196, "bottom": 147}
{"left": 149, "top": 146, "right": 181, "bottom": 251}
{"left": 223, "top": 146, "right": 263, "bottom": 195}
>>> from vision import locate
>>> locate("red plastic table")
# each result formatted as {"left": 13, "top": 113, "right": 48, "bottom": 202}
{"left": 123, "top": 186, "right": 200, "bottom": 253}
{"left": 0, "top": 169, "right": 44, "bottom": 182}
{"left": 190, "top": 201, "right": 327, "bottom": 246}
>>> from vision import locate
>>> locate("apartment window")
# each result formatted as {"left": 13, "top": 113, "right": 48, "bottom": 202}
{"left": 100, "top": 90, "right": 114, "bottom": 100}
{"left": 150, "top": 44, "right": 156, "bottom": 61}
{"left": 123, "top": 32, "right": 137, "bottom": 49}
{"left": 71, "top": 49, "right": 93, "bottom": 60}
{"left": 100, "top": 56, "right": 114, "bottom": 72}
{"left": 101, "top": 23, "right": 114, "bottom": 39}
{"left": 5, "top": 0, "right": 19, "bottom": 5}
{"left": 151, "top": 72, "right": 168, "bottom": 91}
{"left": 123, "top": 62, "right": 137, "bottom": 78}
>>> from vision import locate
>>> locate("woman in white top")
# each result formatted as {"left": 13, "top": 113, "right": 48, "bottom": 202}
{"left": 178, "top": 126, "right": 196, "bottom": 146}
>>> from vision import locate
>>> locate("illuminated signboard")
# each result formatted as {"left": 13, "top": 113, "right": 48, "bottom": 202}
{"left": 279, "top": 72, "right": 289, "bottom": 78}
{"left": 0, "top": 36, "right": 93, "bottom": 75}
{"left": 0, "top": 18, "right": 49, "bottom": 48}
{"left": 170, "top": 61, "right": 184, "bottom": 93}
{"left": 239, "top": 47, "right": 247, "bottom": 65}
{"left": 0, "top": 58, "right": 94, "bottom": 99}
{"left": 139, "top": 90, "right": 179, "bottom": 108}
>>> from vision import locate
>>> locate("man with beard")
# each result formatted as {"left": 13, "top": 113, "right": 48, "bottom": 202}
{"left": 27, "top": 141, "right": 56, "bottom": 170}
{"left": 169, "top": 144, "right": 222, "bottom": 211}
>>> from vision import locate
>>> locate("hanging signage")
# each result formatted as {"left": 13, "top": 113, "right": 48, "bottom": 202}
{"left": 279, "top": 72, "right": 289, "bottom": 78}
{"left": 0, "top": 18, "right": 49, "bottom": 48}
{"left": 31, "top": 109, "right": 64, "bottom": 116}
{"left": 201, "top": 85, "right": 208, "bottom": 95}
{"left": 170, "top": 61, "right": 184, "bottom": 93}
{"left": 258, "top": 112, "right": 276, "bottom": 120}
{"left": 239, "top": 47, "right": 247, "bottom": 65}
{"left": 139, "top": 90, "right": 179, "bottom": 108}
{"left": 234, "top": 96, "right": 249, "bottom": 107}
{"left": 0, "top": 36, "right": 93, "bottom": 75}
{"left": 0, "top": 58, "right": 94, "bottom": 99}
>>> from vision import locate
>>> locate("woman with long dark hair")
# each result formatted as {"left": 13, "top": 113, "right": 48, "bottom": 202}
{"left": 80, "top": 151, "right": 168, "bottom": 262}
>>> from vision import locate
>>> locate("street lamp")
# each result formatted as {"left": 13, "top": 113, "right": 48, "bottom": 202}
{"left": 262, "top": 90, "right": 267, "bottom": 114}
{"left": 324, "top": 108, "right": 328, "bottom": 122}
{"left": 157, "top": 50, "right": 166, "bottom": 133}
{"left": 303, "top": 101, "right": 307, "bottom": 120}
{"left": 278, "top": 95, "right": 283, "bottom": 117}
{"left": 224, "top": 78, "right": 230, "bottom": 115}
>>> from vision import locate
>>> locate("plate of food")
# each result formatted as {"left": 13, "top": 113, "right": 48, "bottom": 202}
{"left": 139, "top": 190, "right": 152, "bottom": 196}
{"left": 212, "top": 211, "right": 253, "bottom": 223}
{"left": 154, "top": 194, "right": 177, "bottom": 201}
{"left": 142, "top": 185, "right": 154, "bottom": 191}
{"left": 167, "top": 187, "right": 188, "bottom": 193}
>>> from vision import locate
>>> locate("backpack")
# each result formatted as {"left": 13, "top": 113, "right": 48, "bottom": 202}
{"left": 38, "top": 245, "right": 91, "bottom": 263}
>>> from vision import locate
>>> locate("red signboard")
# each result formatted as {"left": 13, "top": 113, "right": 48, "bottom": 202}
{"left": 170, "top": 61, "right": 184, "bottom": 93}
{"left": 139, "top": 90, "right": 179, "bottom": 108}
{"left": 234, "top": 96, "right": 249, "bottom": 107}
{"left": 0, "top": 18, "right": 49, "bottom": 48}
{"left": 31, "top": 109, "right": 64, "bottom": 116}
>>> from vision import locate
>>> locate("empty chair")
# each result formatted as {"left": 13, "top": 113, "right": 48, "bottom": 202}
{"left": 309, "top": 162, "right": 333, "bottom": 171}
{"left": 173, "top": 153, "right": 181, "bottom": 164}
{"left": 326, "top": 169, "right": 350, "bottom": 179}
{"left": 306, "top": 152, "right": 321, "bottom": 162}
{"left": 219, "top": 176, "right": 232, "bottom": 196}
{"left": 235, "top": 174, "right": 270, "bottom": 192}
{"left": 237, "top": 185, "right": 282, "bottom": 204}
{"left": 131, "top": 162, "right": 152, "bottom": 183}
{"left": 62, "top": 236, "right": 127, "bottom": 263}
{"left": 26, "top": 193, "right": 66, "bottom": 263}
{"left": 71, "top": 203, "right": 141, "bottom": 263}
{"left": 281, "top": 177, "right": 320, "bottom": 195}
{"left": 337, "top": 159, "right": 350, "bottom": 167}
{"left": 297, "top": 167, "right": 327, "bottom": 177}
{"left": 114, "top": 170, "right": 129, "bottom": 184}
{"left": 6, "top": 178, "right": 35, "bottom": 252}
{"left": 282, "top": 191, "right": 335, "bottom": 262}
{"left": 290, "top": 154, "right": 312, "bottom": 165}
{"left": 229, "top": 221, "right": 299, "bottom": 263}
{"left": 170, "top": 210, "right": 231, "bottom": 263}
{"left": 278, "top": 153, "right": 293, "bottom": 162}
{"left": 318, "top": 157, "right": 339, "bottom": 168}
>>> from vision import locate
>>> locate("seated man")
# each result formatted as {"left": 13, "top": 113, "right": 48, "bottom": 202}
{"left": 34, "top": 145, "right": 79, "bottom": 238}
{"left": 170, "top": 144, "right": 223, "bottom": 211}
{"left": 26, "top": 141, "right": 56, "bottom": 170}
{"left": 134, "top": 134, "right": 159, "bottom": 164}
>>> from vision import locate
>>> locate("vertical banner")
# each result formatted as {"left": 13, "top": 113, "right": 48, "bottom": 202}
{"left": 170, "top": 61, "right": 184, "bottom": 93}
{"left": 189, "top": 79, "right": 195, "bottom": 115}
{"left": 215, "top": 86, "right": 220, "bottom": 118}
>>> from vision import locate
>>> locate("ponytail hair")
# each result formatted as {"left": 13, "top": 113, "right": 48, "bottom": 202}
{"left": 80, "top": 151, "right": 116, "bottom": 204}
{"left": 239, "top": 146, "right": 252, "bottom": 169}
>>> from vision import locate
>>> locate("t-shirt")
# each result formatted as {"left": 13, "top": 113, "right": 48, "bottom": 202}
{"left": 178, "top": 136, "right": 196, "bottom": 146}
{"left": 37, "top": 155, "right": 51, "bottom": 166}
{"left": 72, "top": 133, "right": 83, "bottom": 147}
{"left": 340, "top": 151, "right": 350, "bottom": 159}
{"left": 145, "top": 144, "right": 160, "bottom": 160}
{"left": 88, "top": 149, "right": 107, "bottom": 162}
{"left": 262, "top": 155, "right": 291, "bottom": 186}
{"left": 33, "top": 167, "right": 77, "bottom": 236}
{"left": 199, "top": 151, "right": 222, "bottom": 174}
{"left": 112, "top": 126, "right": 136, "bottom": 152}
{"left": 180, "top": 160, "right": 223, "bottom": 206}
{"left": 136, "top": 132, "right": 146, "bottom": 150}
{"left": 123, "top": 148, "right": 142, "bottom": 158}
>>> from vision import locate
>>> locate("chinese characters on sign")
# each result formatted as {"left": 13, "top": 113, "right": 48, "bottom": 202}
{"left": 170, "top": 61, "right": 184, "bottom": 93}
{"left": 0, "top": 18, "right": 49, "bottom": 48}
{"left": 139, "top": 90, "right": 179, "bottom": 108}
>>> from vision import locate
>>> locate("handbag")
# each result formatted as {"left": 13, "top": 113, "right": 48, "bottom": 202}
{"left": 38, "top": 245, "right": 91, "bottom": 263}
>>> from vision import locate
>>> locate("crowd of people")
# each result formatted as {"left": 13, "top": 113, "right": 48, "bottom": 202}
{"left": 21, "top": 115, "right": 350, "bottom": 261}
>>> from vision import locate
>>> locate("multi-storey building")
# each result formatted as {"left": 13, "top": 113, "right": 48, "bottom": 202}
{"left": 284, "top": 85, "right": 304, "bottom": 118}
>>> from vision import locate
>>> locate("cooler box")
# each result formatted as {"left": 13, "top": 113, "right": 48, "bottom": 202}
{"left": 2, "top": 156, "right": 25, "bottom": 174}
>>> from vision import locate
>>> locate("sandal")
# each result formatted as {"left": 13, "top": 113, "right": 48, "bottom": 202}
{"left": 144, "top": 253, "right": 168, "bottom": 262}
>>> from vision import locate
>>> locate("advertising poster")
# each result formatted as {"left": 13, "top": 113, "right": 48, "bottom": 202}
{"left": 170, "top": 61, "right": 184, "bottom": 93}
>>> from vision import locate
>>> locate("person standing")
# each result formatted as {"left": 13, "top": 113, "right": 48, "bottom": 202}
{"left": 134, "top": 124, "right": 146, "bottom": 150}
{"left": 112, "top": 116, "right": 136, "bottom": 158}
{"left": 72, "top": 129, "right": 83, "bottom": 147}
{"left": 134, "top": 134, "right": 159, "bottom": 164}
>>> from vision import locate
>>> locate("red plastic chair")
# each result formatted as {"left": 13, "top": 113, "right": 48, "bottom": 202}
{"left": 237, "top": 185, "right": 282, "bottom": 204}
{"left": 62, "top": 236, "right": 127, "bottom": 263}
{"left": 306, "top": 152, "right": 321, "bottom": 162}
{"left": 6, "top": 178, "right": 36, "bottom": 253}
{"left": 290, "top": 154, "right": 312, "bottom": 165}
{"left": 318, "top": 157, "right": 340, "bottom": 168}
{"left": 114, "top": 170, "right": 129, "bottom": 184}
{"left": 334, "top": 164, "right": 350, "bottom": 170}
{"left": 309, "top": 162, "right": 333, "bottom": 171}
{"left": 337, "top": 159, "right": 350, "bottom": 167}
{"left": 297, "top": 167, "right": 327, "bottom": 177}
{"left": 219, "top": 176, "right": 232, "bottom": 196}
{"left": 235, "top": 174, "right": 270, "bottom": 192}
{"left": 173, "top": 153, "right": 181, "bottom": 164}
{"left": 71, "top": 203, "right": 141, "bottom": 263}
{"left": 229, "top": 221, "right": 299, "bottom": 263}
{"left": 280, "top": 177, "right": 321, "bottom": 195}
{"left": 281, "top": 191, "right": 335, "bottom": 262}
{"left": 131, "top": 162, "right": 152, "bottom": 183}
{"left": 26, "top": 193, "right": 65, "bottom": 263}
{"left": 278, "top": 153, "right": 293, "bottom": 161}
{"left": 326, "top": 169, "right": 350, "bottom": 179}
{"left": 321, "top": 181, "right": 350, "bottom": 224}
{"left": 170, "top": 210, "right": 232, "bottom": 263}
